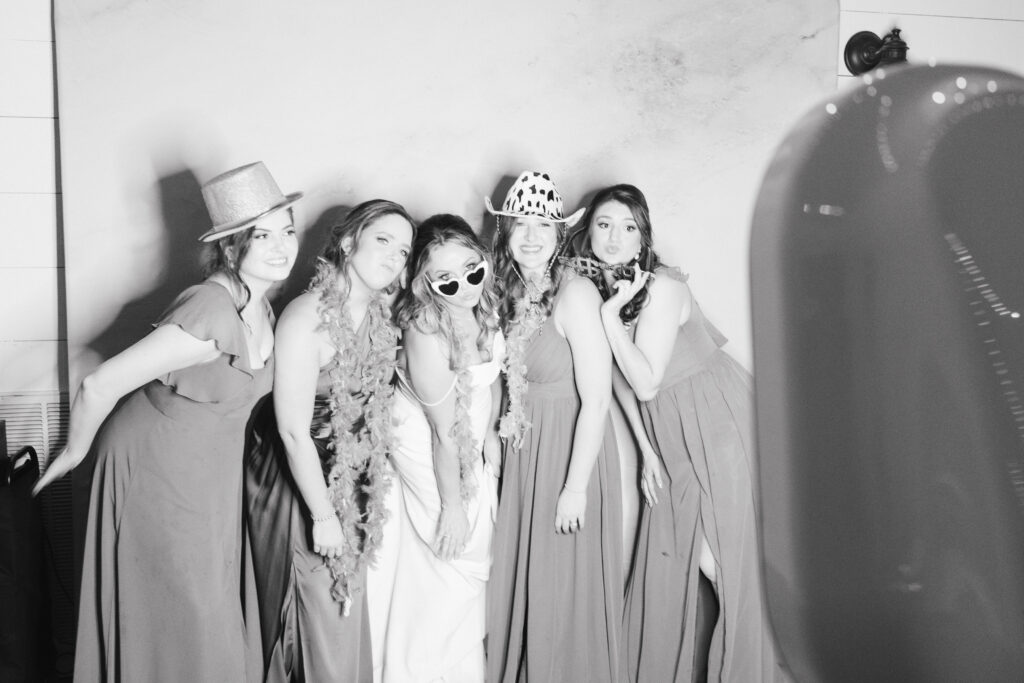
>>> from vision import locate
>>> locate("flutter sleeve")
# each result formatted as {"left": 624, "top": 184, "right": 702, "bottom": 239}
{"left": 151, "top": 281, "right": 255, "bottom": 402}
{"left": 662, "top": 267, "right": 729, "bottom": 348}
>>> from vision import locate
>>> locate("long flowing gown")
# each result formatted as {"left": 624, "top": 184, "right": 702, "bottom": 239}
{"left": 75, "top": 281, "right": 264, "bottom": 682}
{"left": 623, "top": 294, "right": 787, "bottom": 682}
{"left": 244, "top": 321, "right": 376, "bottom": 683}
{"left": 369, "top": 332, "right": 504, "bottom": 682}
{"left": 486, "top": 315, "right": 625, "bottom": 683}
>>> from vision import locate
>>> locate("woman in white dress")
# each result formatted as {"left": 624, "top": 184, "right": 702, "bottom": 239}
{"left": 369, "top": 213, "right": 503, "bottom": 682}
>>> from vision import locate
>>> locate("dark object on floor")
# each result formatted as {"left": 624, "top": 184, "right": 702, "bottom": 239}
{"left": 0, "top": 420, "right": 54, "bottom": 682}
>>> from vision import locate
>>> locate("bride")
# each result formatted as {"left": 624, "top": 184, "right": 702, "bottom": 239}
{"left": 368, "top": 213, "right": 503, "bottom": 682}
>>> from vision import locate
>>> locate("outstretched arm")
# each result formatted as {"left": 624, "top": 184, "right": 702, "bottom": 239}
{"left": 554, "top": 277, "right": 613, "bottom": 534}
{"left": 600, "top": 270, "right": 690, "bottom": 401}
{"left": 34, "top": 324, "right": 221, "bottom": 494}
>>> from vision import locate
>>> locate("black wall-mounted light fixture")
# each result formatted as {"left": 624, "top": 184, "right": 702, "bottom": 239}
{"left": 844, "top": 28, "right": 909, "bottom": 75}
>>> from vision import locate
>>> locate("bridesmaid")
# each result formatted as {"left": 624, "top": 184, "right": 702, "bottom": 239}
{"left": 244, "top": 200, "right": 415, "bottom": 682}
{"left": 485, "top": 171, "right": 625, "bottom": 682}
{"left": 370, "top": 214, "right": 503, "bottom": 682}
{"left": 567, "top": 183, "right": 787, "bottom": 682}
{"left": 34, "top": 161, "right": 300, "bottom": 682}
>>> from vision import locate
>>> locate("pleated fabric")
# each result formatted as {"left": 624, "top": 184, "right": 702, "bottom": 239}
{"left": 367, "top": 332, "right": 503, "bottom": 683}
{"left": 75, "top": 282, "right": 266, "bottom": 682}
{"left": 623, "top": 298, "right": 788, "bottom": 682}
{"left": 245, "top": 352, "right": 374, "bottom": 682}
{"left": 487, "top": 315, "right": 625, "bottom": 683}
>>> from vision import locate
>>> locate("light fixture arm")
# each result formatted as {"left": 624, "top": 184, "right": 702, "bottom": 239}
{"left": 844, "top": 28, "right": 909, "bottom": 76}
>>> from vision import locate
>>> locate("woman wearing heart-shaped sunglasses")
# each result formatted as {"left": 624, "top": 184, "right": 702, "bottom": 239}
{"left": 367, "top": 213, "right": 503, "bottom": 682}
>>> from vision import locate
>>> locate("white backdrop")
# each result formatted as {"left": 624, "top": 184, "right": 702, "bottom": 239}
{"left": 56, "top": 0, "right": 837, "bottom": 388}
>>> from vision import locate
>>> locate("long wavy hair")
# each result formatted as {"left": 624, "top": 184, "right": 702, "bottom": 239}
{"left": 202, "top": 219, "right": 266, "bottom": 312}
{"left": 309, "top": 199, "right": 416, "bottom": 298}
{"left": 567, "top": 184, "right": 664, "bottom": 324}
{"left": 491, "top": 214, "right": 570, "bottom": 329}
{"left": 396, "top": 214, "right": 499, "bottom": 366}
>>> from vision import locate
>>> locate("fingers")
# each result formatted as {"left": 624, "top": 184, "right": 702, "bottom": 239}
{"left": 640, "top": 478, "right": 653, "bottom": 507}
{"left": 31, "top": 476, "right": 49, "bottom": 497}
{"left": 612, "top": 269, "right": 650, "bottom": 299}
{"left": 32, "top": 470, "right": 55, "bottom": 497}
{"left": 647, "top": 477, "right": 659, "bottom": 505}
{"left": 32, "top": 462, "right": 66, "bottom": 497}
{"left": 432, "top": 533, "right": 466, "bottom": 561}
{"left": 554, "top": 515, "right": 585, "bottom": 534}
{"left": 313, "top": 544, "right": 342, "bottom": 559}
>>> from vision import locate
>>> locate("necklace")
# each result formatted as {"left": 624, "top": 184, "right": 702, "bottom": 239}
{"left": 499, "top": 294, "right": 546, "bottom": 451}
{"left": 512, "top": 265, "right": 551, "bottom": 307}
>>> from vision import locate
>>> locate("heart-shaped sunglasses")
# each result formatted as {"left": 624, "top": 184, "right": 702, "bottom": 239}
{"left": 429, "top": 261, "right": 489, "bottom": 297}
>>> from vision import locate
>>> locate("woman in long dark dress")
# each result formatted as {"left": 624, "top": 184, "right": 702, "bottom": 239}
{"left": 485, "top": 171, "right": 625, "bottom": 683}
{"left": 34, "top": 161, "right": 301, "bottom": 682}
{"left": 244, "top": 200, "right": 415, "bottom": 682}
{"left": 567, "top": 183, "right": 787, "bottom": 682}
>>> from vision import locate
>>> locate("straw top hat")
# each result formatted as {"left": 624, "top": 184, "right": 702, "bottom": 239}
{"left": 485, "top": 171, "right": 584, "bottom": 228}
{"left": 199, "top": 161, "right": 302, "bottom": 242}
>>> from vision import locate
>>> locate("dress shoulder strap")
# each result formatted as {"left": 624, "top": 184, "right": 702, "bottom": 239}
{"left": 396, "top": 367, "right": 457, "bottom": 407}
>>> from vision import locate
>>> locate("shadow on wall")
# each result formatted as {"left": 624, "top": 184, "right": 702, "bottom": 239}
{"left": 479, "top": 173, "right": 519, "bottom": 246}
{"left": 85, "top": 170, "right": 207, "bottom": 360}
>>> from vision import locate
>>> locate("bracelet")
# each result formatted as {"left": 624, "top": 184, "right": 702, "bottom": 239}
{"left": 311, "top": 510, "right": 335, "bottom": 524}
{"left": 562, "top": 483, "right": 585, "bottom": 494}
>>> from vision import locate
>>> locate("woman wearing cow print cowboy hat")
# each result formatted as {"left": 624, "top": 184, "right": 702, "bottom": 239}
{"left": 485, "top": 171, "right": 626, "bottom": 682}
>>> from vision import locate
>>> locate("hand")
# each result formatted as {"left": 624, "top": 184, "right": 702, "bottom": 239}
{"left": 555, "top": 486, "right": 587, "bottom": 534}
{"left": 432, "top": 502, "right": 470, "bottom": 561}
{"left": 32, "top": 446, "right": 85, "bottom": 496}
{"left": 602, "top": 267, "right": 651, "bottom": 318}
{"left": 640, "top": 449, "right": 666, "bottom": 506}
{"left": 312, "top": 514, "right": 345, "bottom": 559}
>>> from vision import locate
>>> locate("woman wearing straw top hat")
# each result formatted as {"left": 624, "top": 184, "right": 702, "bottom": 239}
{"left": 485, "top": 171, "right": 626, "bottom": 683}
{"left": 367, "top": 213, "right": 503, "bottom": 682}
{"left": 32, "top": 161, "right": 301, "bottom": 682}
{"left": 243, "top": 199, "right": 414, "bottom": 683}
{"left": 566, "top": 184, "right": 787, "bottom": 682}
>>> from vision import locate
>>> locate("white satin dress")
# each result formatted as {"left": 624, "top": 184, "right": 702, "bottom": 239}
{"left": 368, "top": 332, "right": 504, "bottom": 683}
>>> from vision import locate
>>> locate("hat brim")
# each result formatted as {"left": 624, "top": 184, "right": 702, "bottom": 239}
{"left": 484, "top": 196, "right": 585, "bottom": 229}
{"left": 198, "top": 191, "right": 304, "bottom": 242}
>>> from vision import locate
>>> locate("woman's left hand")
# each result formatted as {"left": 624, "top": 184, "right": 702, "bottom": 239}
{"left": 432, "top": 502, "right": 470, "bottom": 561}
{"left": 601, "top": 267, "right": 650, "bottom": 318}
{"left": 555, "top": 486, "right": 587, "bottom": 534}
{"left": 640, "top": 448, "right": 666, "bottom": 506}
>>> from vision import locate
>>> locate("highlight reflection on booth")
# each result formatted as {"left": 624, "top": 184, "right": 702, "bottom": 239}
{"left": 752, "top": 64, "right": 1024, "bottom": 682}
